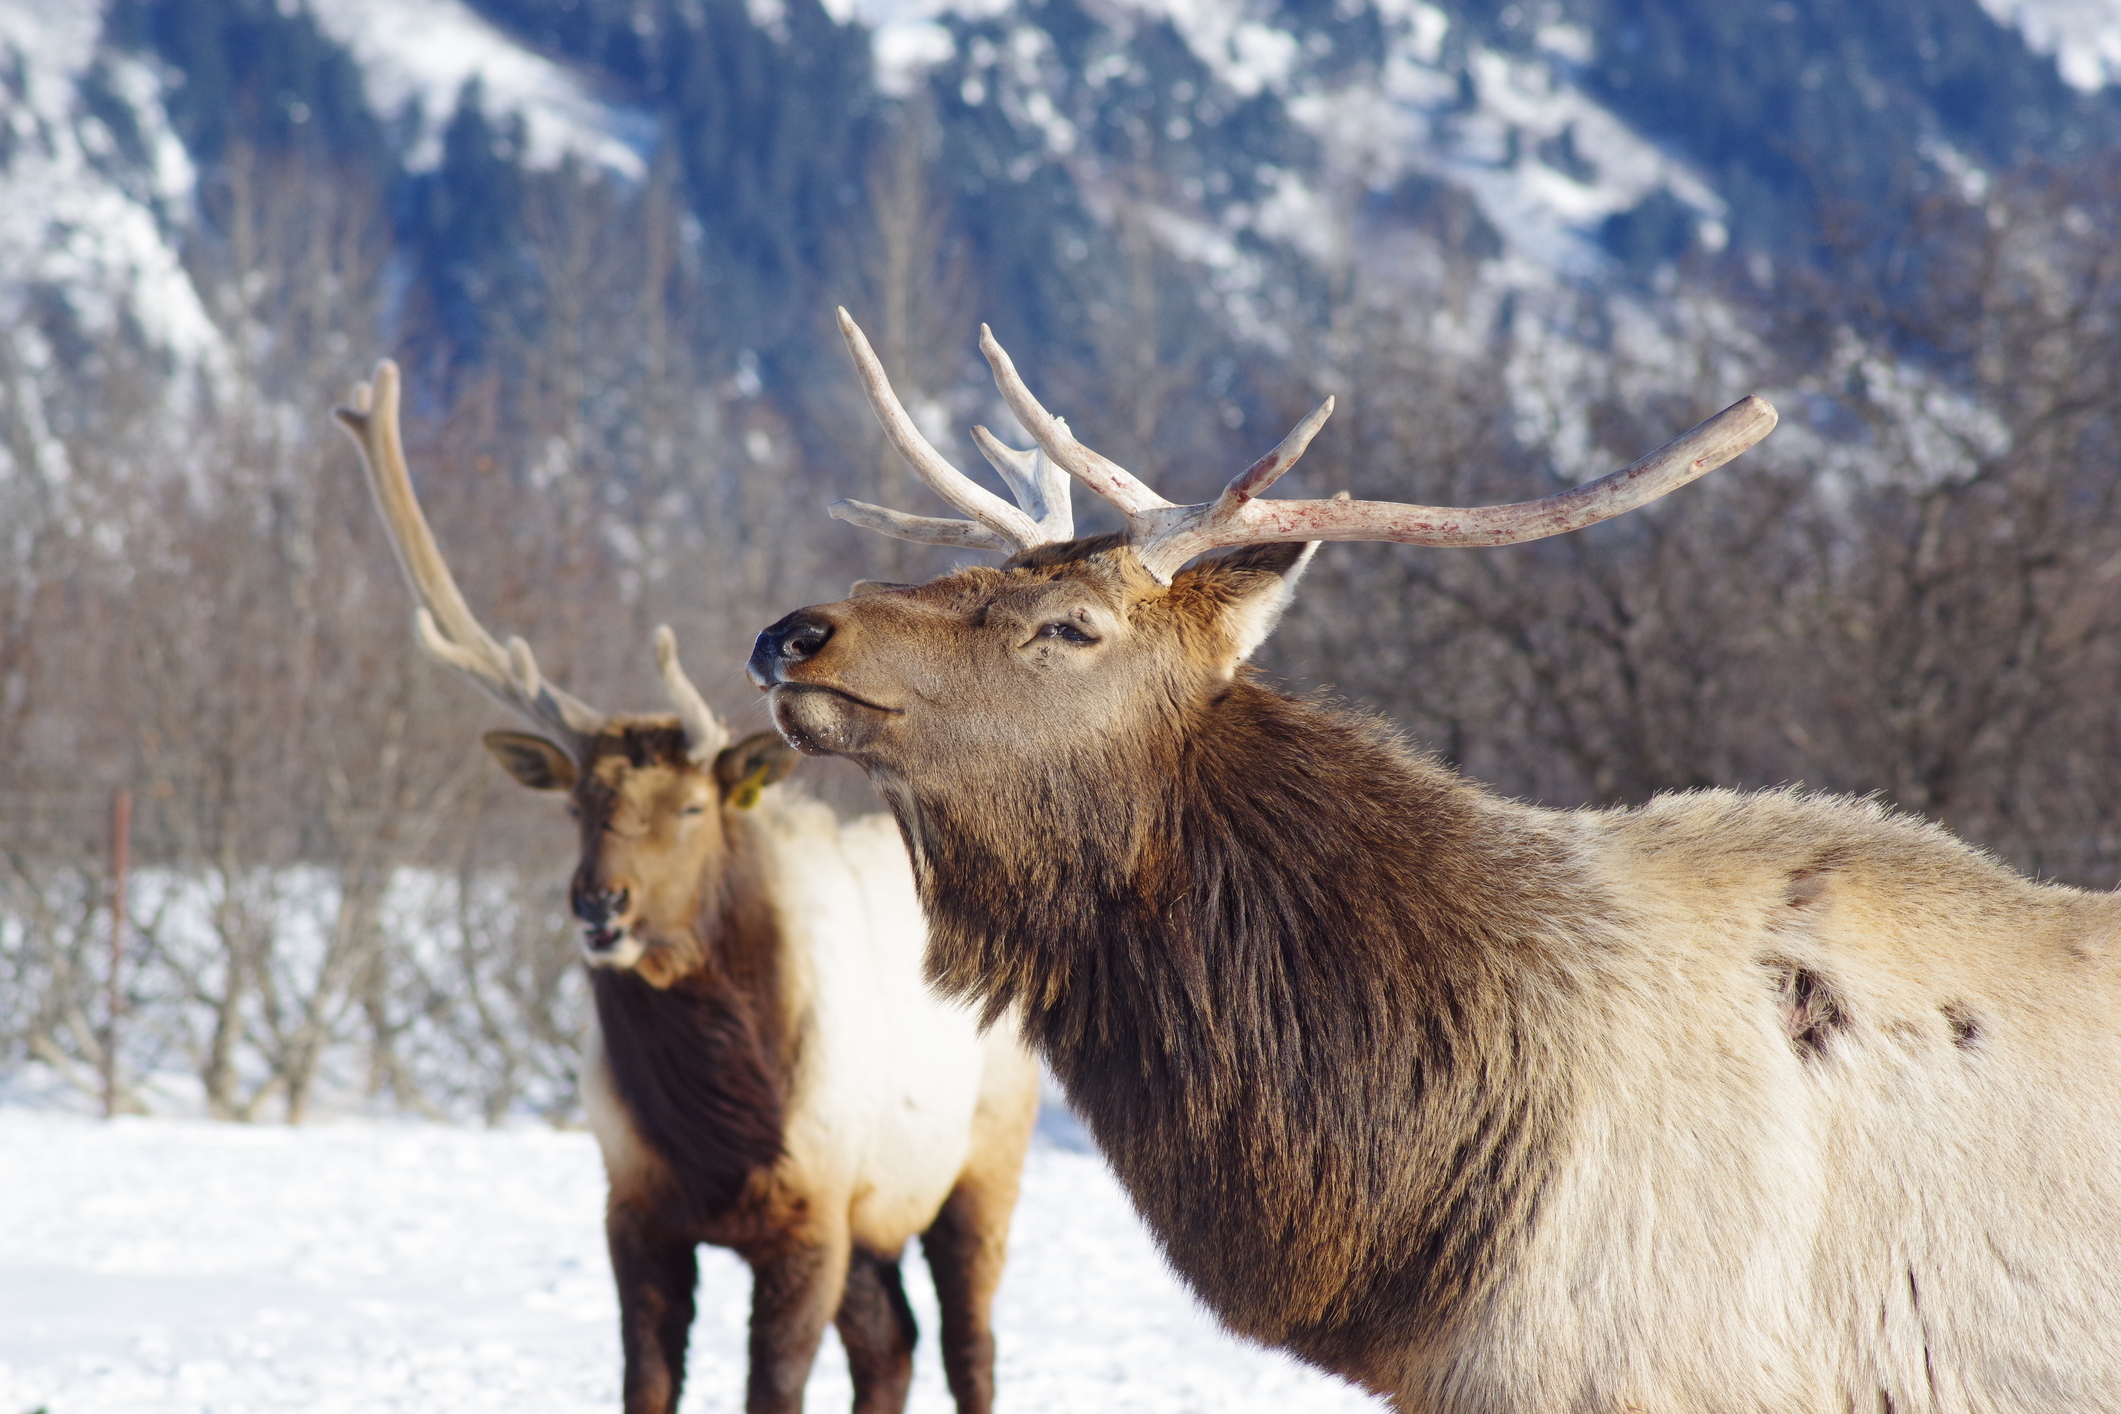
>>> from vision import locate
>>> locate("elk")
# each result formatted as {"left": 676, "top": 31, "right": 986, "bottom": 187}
{"left": 745, "top": 311, "right": 2121, "bottom": 1412}
{"left": 334, "top": 360, "right": 1039, "bottom": 1414}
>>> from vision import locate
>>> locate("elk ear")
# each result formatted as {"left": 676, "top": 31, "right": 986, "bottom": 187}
{"left": 483, "top": 730, "right": 577, "bottom": 791}
{"left": 1181, "top": 540, "right": 1321, "bottom": 669}
{"left": 715, "top": 730, "right": 801, "bottom": 810}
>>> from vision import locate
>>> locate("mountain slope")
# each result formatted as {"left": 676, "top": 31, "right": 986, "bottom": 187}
{"left": 5, "top": 0, "right": 2118, "bottom": 422}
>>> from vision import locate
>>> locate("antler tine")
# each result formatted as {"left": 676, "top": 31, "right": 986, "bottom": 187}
{"left": 1224, "top": 398, "right": 1336, "bottom": 503}
{"left": 970, "top": 427, "right": 1042, "bottom": 512}
{"left": 977, "top": 324, "right": 1170, "bottom": 518}
{"left": 970, "top": 427, "right": 1074, "bottom": 542}
{"left": 1031, "top": 432, "right": 1071, "bottom": 537}
{"left": 654, "top": 625, "right": 730, "bottom": 763}
{"left": 1126, "top": 394, "right": 1780, "bottom": 582}
{"left": 828, "top": 499, "right": 1016, "bottom": 552}
{"left": 334, "top": 359, "right": 607, "bottom": 744}
{"left": 836, "top": 308, "right": 1042, "bottom": 549}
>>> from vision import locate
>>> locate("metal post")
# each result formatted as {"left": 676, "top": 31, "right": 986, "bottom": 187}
{"left": 103, "top": 788, "right": 131, "bottom": 1120}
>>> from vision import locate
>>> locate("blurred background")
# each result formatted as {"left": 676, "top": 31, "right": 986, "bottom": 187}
{"left": 6, "top": 0, "right": 2121, "bottom": 1123}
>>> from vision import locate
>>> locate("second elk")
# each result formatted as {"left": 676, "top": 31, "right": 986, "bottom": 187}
{"left": 335, "top": 361, "right": 1039, "bottom": 1414}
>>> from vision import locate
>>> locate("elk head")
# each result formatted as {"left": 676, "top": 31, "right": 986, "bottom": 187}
{"left": 750, "top": 310, "right": 1777, "bottom": 812}
{"left": 478, "top": 637, "right": 798, "bottom": 988}
{"left": 336, "top": 362, "right": 797, "bottom": 988}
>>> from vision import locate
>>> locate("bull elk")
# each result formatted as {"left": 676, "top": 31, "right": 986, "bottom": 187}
{"left": 333, "top": 361, "right": 1039, "bottom": 1414}
{"left": 745, "top": 310, "right": 2121, "bottom": 1411}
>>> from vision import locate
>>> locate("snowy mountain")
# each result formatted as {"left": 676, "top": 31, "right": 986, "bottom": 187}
{"left": 5, "top": 0, "right": 2120, "bottom": 418}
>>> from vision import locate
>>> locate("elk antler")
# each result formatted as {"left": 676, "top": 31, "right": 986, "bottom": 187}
{"left": 975, "top": 324, "right": 1779, "bottom": 581}
{"left": 832, "top": 317, "right": 1777, "bottom": 580}
{"left": 334, "top": 359, "right": 608, "bottom": 748}
{"left": 654, "top": 624, "right": 729, "bottom": 763}
{"left": 828, "top": 309, "right": 1075, "bottom": 553}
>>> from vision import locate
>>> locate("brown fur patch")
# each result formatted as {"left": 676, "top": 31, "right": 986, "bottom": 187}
{"left": 1782, "top": 850, "right": 1850, "bottom": 910}
{"left": 1943, "top": 1004, "right": 1981, "bottom": 1050}
{"left": 900, "top": 673, "right": 1580, "bottom": 1359}
{"left": 591, "top": 963, "right": 784, "bottom": 1217}
{"left": 1785, "top": 872, "right": 1828, "bottom": 908}
{"left": 1760, "top": 956, "right": 1850, "bottom": 1062}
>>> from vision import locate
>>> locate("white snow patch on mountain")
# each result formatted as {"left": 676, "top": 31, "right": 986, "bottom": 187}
{"left": 0, "top": 0, "right": 222, "bottom": 372}
{"left": 1982, "top": 0, "right": 2121, "bottom": 90}
{"left": 1277, "top": 15, "right": 1723, "bottom": 278}
{"left": 1114, "top": 0, "right": 1318, "bottom": 97}
{"left": 874, "top": 19, "right": 958, "bottom": 95}
{"left": 0, "top": 1103, "right": 1380, "bottom": 1413}
{"left": 303, "top": 0, "right": 654, "bottom": 175}
{"left": 1442, "top": 45, "right": 1727, "bottom": 269}
{"left": 861, "top": 0, "right": 1721, "bottom": 283}
{"left": 836, "top": 0, "right": 1010, "bottom": 93}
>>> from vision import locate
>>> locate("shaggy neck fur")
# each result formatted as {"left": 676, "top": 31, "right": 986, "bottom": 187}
{"left": 591, "top": 815, "right": 790, "bottom": 1217}
{"left": 889, "top": 678, "right": 1597, "bottom": 1382}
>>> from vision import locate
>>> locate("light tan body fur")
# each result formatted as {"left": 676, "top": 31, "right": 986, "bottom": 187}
{"left": 1381, "top": 788, "right": 2121, "bottom": 1411}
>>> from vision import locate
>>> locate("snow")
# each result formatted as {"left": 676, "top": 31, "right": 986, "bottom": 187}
{"left": 0, "top": 1101, "right": 1379, "bottom": 1413}
{"left": 1981, "top": 0, "right": 2121, "bottom": 91}
{"left": 1278, "top": 24, "right": 1724, "bottom": 280}
{"left": 0, "top": 0, "right": 224, "bottom": 372}
{"left": 302, "top": 0, "right": 655, "bottom": 175}
{"left": 847, "top": 0, "right": 1007, "bottom": 94}
{"left": 874, "top": 21, "right": 958, "bottom": 96}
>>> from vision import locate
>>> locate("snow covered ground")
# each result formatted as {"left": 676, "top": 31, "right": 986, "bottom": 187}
{"left": 0, "top": 1100, "right": 1378, "bottom": 1413}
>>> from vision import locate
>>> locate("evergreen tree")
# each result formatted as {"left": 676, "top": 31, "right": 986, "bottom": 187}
{"left": 402, "top": 81, "right": 537, "bottom": 376}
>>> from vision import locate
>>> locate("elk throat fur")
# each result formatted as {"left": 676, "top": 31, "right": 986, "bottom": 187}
{"left": 883, "top": 675, "right": 1603, "bottom": 1385}
{"left": 589, "top": 818, "right": 790, "bottom": 1220}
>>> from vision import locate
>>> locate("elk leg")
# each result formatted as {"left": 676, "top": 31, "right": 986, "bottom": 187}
{"left": 920, "top": 1176, "right": 1020, "bottom": 1414}
{"left": 607, "top": 1209, "right": 699, "bottom": 1414}
{"left": 835, "top": 1249, "right": 918, "bottom": 1414}
{"left": 745, "top": 1233, "right": 852, "bottom": 1414}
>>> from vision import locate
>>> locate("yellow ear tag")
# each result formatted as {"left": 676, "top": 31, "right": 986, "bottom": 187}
{"left": 729, "top": 762, "right": 771, "bottom": 811}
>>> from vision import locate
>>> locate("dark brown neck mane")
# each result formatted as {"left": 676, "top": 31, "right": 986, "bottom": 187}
{"left": 889, "top": 678, "right": 1593, "bottom": 1375}
{"left": 591, "top": 819, "right": 789, "bottom": 1216}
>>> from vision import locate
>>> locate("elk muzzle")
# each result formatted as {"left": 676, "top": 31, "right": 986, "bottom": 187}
{"left": 747, "top": 610, "right": 835, "bottom": 685}
{"left": 750, "top": 609, "right": 878, "bottom": 757}
{"left": 572, "top": 877, "right": 635, "bottom": 959}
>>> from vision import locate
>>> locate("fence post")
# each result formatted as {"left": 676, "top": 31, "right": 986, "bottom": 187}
{"left": 103, "top": 788, "right": 132, "bottom": 1120}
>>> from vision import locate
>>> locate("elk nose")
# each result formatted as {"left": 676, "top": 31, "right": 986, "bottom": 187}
{"left": 748, "top": 611, "right": 834, "bottom": 686}
{"left": 573, "top": 884, "right": 628, "bottom": 928}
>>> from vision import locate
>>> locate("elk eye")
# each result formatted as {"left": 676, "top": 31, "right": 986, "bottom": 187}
{"left": 1036, "top": 621, "right": 1098, "bottom": 645}
{"left": 679, "top": 804, "right": 707, "bottom": 817}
